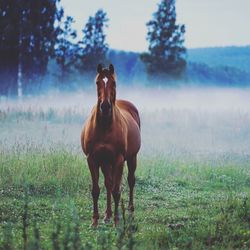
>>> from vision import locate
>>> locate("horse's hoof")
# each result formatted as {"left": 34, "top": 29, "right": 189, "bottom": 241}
{"left": 128, "top": 205, "right": 134, "bottom": 212}
{"left": 114, "top": 215, "right": 119, "bottom": 227}
{"left": 103, "top": 211, "right": 112, "bottom": 224}
{"left": 90, "top": 219, "right": 99, "bottom": 228}
{"left": 104, "top": 216, "right": 112, "bottom": 224}
{"left": 104, "top": 218, "right": 111, "bottom": 224}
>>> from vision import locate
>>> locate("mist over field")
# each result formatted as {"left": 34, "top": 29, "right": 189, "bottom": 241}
{"left": 1, "top": 86, "right": 250, "bottom": 162}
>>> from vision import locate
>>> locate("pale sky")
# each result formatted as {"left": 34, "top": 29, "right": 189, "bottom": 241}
{"left": 61, "top": 0, "right": 250, "bottom": 52}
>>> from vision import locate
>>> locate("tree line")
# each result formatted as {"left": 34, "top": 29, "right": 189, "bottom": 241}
{"left": 0, "top": 0, "right": 186, "bottom": 96}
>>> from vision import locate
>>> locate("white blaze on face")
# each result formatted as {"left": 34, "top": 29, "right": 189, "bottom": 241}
{"left": 103, "top": 77, "right": 108, "bottom": 88}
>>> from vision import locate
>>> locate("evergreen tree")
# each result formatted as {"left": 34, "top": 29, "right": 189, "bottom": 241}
{"left": 0, "top": 0, "right": 19, "bottom": 95}
{"left": 141, "top": 0, "right": 186, "bottom": 80}
{"left": 78, "top": 9, "right": 109, "bottom": 75}
{"left": 0, "top": 0, "right": 61, "bottom": 95}
{"left": 22, "top": 0, "right": 61, "bottom": 84}
{"left": 55, "top": 16, "right": 78, "bottom": 84}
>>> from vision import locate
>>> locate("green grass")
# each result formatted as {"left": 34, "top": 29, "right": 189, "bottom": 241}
{"left": 1, "top": 104, "right": 250, "bottom": 249}
{"left": 0, "top": 146, "right": 250, "bottom": 249}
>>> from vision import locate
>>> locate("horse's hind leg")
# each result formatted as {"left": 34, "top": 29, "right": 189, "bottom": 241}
{"left": 127, "top": 154, "right": 137, "bottom": 212}
{"left": 112, "top": 154, "right": 124, "bottom": 226}
{"left": 87, "top": 156, "right": 100, "bottom": 227}
{"left": 101, "top": 165, "right": 112, "bottom": 223}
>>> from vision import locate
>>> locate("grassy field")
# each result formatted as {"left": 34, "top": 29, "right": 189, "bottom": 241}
{"left": 1, "top": 89, "right": 250, "bottom": 249}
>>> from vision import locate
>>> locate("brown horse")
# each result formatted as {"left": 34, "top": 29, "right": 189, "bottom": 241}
{"left": 81, "top": 64, "right": 141, "bottom": 226}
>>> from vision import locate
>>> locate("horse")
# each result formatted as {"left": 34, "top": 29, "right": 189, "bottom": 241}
{"left": 81, "top": 64, "right": 141, "bottom": 226}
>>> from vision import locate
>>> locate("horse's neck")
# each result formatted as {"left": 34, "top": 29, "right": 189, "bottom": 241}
{"left": 95, "top": 107, "right": 114, "bottom": 131}
{"left": 95, "top": 105, "right": 122, "bottom": 131}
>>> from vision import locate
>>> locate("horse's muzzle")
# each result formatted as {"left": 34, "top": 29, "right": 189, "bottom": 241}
{"left": 100, "top": 100, "right": 112, "bottom": 116}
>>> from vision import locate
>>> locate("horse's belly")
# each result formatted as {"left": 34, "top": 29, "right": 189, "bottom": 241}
{"left": 126, "top": 118, "right": 141, "bottom": 157}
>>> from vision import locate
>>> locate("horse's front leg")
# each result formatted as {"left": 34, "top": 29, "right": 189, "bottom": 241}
{"left": 101, "top": 165, "right": 112, "bottom": 223}
{"left": 87, "top": 156, "right": 100, "bottom": 227}
{"left": 112, "top": 154, "right": 124, "bottom": 226}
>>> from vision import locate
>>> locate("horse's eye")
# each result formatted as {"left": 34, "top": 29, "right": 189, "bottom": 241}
{"left": 97, "top": 90, "right": 102, "bottom": 98}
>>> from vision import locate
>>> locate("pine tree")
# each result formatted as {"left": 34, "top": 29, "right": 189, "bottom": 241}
{"left": 0, "top": 0, "right": 61, "bottom": 95}
{"left": 55, "top": 16, "right": 78, "bottom": 84}
{"left": 141, "top": 0, "right": 186, "bottom": 80}
{"left": 0, "top": 0, "right": 19, "bottom": 95}
{"left": 78, "top": 9, "right": 109, "bottom": 75}
{"left": 20, "top": 0, "right": 62, "bottom": 89}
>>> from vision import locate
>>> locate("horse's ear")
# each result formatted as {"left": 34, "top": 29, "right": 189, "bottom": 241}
{"left": 109, "top": 64, "right": 114, "bottom": 74}
{"left": 97, "top": 64, "right": 103, "bottom": 74}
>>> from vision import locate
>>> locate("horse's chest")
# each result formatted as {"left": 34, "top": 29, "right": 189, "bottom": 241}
{"left": 90, "top": 138, "right": 124, "bottom": 165}
{"left": 96, "top": 133, "right": 124, "bottom": 150}
{"left": 87, "top": 130, "right": 126, "bottom": 157}
{"left": 89, "top": 130, "right": 109, "bottom": 143}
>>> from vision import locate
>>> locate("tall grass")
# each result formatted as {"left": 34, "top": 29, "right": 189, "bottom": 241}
{"left": 1, "top": 144, "right": 249, "bottom": 249}
{"left": 1, "top": 91, "right": 250, "bottom": 249}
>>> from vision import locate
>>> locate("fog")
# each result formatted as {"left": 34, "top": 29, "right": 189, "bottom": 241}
{"left": 1, "top": 86, "right": 250, "bottom": 112}
{"left": 1, "top": 86, "right": 250, "bottom": 164}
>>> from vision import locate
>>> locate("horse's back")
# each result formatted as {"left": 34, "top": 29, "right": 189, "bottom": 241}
{"left": 116, "top": 99, "right": 141, "bottom": 158}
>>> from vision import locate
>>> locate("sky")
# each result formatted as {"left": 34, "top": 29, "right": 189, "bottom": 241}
{"left": 61, "top": 0, "right": 250, "bottom": 52}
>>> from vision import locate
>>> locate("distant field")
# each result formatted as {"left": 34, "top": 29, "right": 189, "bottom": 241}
{"left": 0, "top": 88, "right": 250, "bottom": 249}
{"left": 188, "top": 46, "right": 250, "bottom": 73}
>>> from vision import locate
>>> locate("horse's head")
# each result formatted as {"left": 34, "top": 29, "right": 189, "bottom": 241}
{"left": 95, "top": 64, "right": 116, "bottom": 118}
